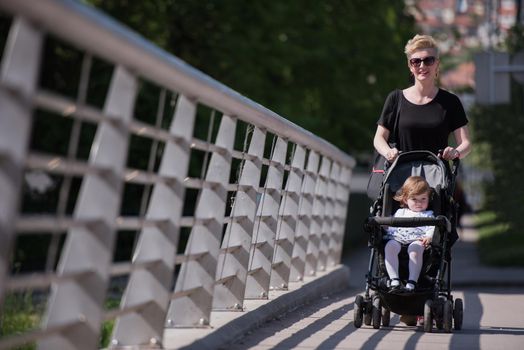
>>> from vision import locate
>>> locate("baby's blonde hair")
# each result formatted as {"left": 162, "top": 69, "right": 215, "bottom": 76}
{"left": 394, "top": 176, "right": 431, "bottom": 207}
{"left": 404, "top": 34, "right": 439, "bottom": 58}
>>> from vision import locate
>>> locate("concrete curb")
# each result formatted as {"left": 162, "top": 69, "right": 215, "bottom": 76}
{"left": 173, "top": 265, "right": 350, "bottom": 350}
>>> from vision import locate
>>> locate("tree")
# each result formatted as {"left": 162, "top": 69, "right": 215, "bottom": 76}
{"left": 88, "top": 0, "right": 416, "bottom": 157}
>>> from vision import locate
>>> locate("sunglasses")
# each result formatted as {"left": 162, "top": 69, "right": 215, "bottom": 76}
{"left": 409, "top": 56, "right": 437, "bottom": 67}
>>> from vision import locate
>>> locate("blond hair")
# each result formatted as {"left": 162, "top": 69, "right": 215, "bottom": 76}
{"left": 394, "top": 176, "right": 432, "bottom": 207}
{"left": 404, "top": 34, "right": 439, "bottom": 58}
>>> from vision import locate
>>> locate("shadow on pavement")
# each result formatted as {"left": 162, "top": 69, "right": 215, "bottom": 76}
{"left": 314, "top": 318, "right": 358, "bottom": 349}
{"left": 450, "top": 290, "right": 482, "bottom": 350}
{"left": 272, "top": 300, "right": 355, "bottom": 349}
{"left": 357, "top": 327, "right": 390, "bottom": 350}
{"left": 223, "top": 290, "right": 354, "bottom": 350}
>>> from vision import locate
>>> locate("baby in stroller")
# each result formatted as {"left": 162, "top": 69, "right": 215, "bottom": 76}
{"left": 354, "top": 150, "right": 463, "bottom": 333}
{"left": 385, "top": 176, "right": 435, "bottom": 293}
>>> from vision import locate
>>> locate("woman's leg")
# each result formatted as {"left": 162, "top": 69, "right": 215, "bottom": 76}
{"left": 384, "top": 240, "right": 401, "bottom": 283}
{"left": 407, "top": 240, "right": 425, "bottom": 286}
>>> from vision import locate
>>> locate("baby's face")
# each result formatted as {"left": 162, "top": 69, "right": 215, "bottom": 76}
{"left": 406, "top": 192, "right": 429, "bottom": 212}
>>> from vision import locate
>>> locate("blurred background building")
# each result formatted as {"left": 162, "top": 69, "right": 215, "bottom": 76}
{"left": 407, "top": 0, "right": 518, "bottom": 51}
{"left": 405, "top": 0, "right": 521, "bottom": 95}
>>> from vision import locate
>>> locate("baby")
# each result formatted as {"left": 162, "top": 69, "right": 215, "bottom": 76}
{"left": 384, "top": 176, "right": 435, "bottom": 292}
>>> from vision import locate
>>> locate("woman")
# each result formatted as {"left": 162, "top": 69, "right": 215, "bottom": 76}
{"left": 373, "top": 34, "right": 472, "bottom": 326}
{"left": 373, "top": 34, "right": 471, "bottom": 162}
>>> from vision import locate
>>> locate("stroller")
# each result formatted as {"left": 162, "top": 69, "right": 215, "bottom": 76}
{"left": 354, "top": 150, "right": 463, "bottom": 333}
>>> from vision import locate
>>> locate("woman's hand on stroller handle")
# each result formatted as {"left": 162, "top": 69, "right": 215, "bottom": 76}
{"left": 438, "top": 147, "right": 460, "bottom": 161}
{"left": 386, "top": 147, "right": 399, "bottom": 162}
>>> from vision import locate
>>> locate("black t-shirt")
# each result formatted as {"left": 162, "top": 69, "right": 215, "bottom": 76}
{"left": 377, "top": 89, "right": 468, "bottom": 155}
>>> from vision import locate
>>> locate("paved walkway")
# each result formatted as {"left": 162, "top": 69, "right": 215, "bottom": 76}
{"left": 226, "top": 286, "right": 524, "bottom": 350}
{"left": 222, "top": 214, "right": 524, "bottom": 349}
{"left": 168, "top": 214, "right": 524, "bottom": 349}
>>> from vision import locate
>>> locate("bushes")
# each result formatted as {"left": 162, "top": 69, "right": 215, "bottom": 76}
{"left": 0, "top": 293, "right": 119, "bottom": 349}
{"left": 471, "top": 104, "right": 524, "bottom": 214}
{"left": 469, "top": 82, "right": 524, "bottom": 266}
{"left": 470, "top": 101, "right": 524, "bottom": 222}
{"left": 0, "top": 293, "right": 44, "bottom": 350}
{"left": 475, "top": 211, "right": 524, "bottom": 266}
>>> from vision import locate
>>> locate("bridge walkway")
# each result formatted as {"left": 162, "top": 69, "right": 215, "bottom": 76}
{"left": 195, "top": 215, "right": 524, "bottom": 350}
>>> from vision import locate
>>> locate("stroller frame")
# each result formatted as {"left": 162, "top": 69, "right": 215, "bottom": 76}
{"left": 355, "top": 150, "right": 463, "bottom": 332}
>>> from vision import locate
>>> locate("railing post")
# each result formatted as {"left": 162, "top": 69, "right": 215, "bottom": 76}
{"left": 245, "top": 136, "right": 287, "bottom": 299}
{"left": 213, "top": 126, "right": 266, "bottom": 310}
{"left": 0, "top": 17, "right": 43, "bottom": 310}
{"left": 270, "top": 144, "right": 306, "bottom": 290}
{"left": 326, "top": 162, "right": 341, "bottom": 267}
{"left": 313, "top": 157, "right": 332, "bottom": 271}
{"left": 305, "top": 157, "right": 331, "bottom": 275}
{"left": 289, "top": 150, "right": 319, "bottom": 282}
{"left": 39, "top": 66, "right": 137, "bottom": 350}
{"left": 167, "top": 115, "right": 236, "bottom": 326}
{"left": 109, "top": 95, "right": 196, "bottom": 348}
{"left": 332, "top": 166, "right": 352, "bottom": 264}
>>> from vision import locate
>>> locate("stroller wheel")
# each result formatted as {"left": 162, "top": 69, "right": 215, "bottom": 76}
{"left": 454, "top": 298, "right": 464, "bottom": 330}
{"left": 364, "top": 303, "right": 372, "bottom": 326}
{"left": 423, "top": 299, "right": 433, "bottom": 333}
{"left": 354, "top": 295, "right": 364, "bottom": 328}
{"left": 435, "top": 297, "right": 446, "bottom": 329}
{"left": 372, "top": 295, "right": 381, "bottom": 329}
{"left": 382, "top": 307, "right": 391, "bottom": 327}
{"left": 443, "top": 299, "right": 453, "bottom": 333}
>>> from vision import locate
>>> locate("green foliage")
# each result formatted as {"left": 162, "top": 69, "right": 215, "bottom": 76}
{"left": 87, "top": 0, "right": 172, "bottom": 49}
{"left": 475, "top": 211, "right": 524, "bottom": 266}
{"left": 0, "top": 293, "right": 119, "bottom": 349}
{"left": 0, "top": 293, "right": 44, "bottom": 350}
{"left": 98, "top": 299, "right": 119, "bottom": 348}
{"left": 469, "top": 103, "right": 524, "bottom": 229}
{"left": 469, "top": 38, "right": 524, "bottom": 266}
{"left": 504, "top": 24, "right": 524, "bottom": 53}
{"left": 99, "top": 320, "right": 114, "bottom": 348}
{"left": 87, "top": 0, "right": 416, "bottom": 155}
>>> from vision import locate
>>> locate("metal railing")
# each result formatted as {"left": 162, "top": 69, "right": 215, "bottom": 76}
{"left": 0, "top": 0, "right": 355, "bottom": 349}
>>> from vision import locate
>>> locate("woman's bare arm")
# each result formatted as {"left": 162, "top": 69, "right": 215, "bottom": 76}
{"left": 373, "top": 125, "right": 399, "bottom": 162}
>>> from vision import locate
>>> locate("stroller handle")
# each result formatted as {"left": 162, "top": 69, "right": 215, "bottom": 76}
{"left": 366, "top": 215, "right": 451, "bottom": 232}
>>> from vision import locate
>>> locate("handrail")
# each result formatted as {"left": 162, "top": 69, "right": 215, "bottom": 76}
{"left": 0, "top": 1, "right": 356, "bottom": 349}
{"left": 0, "top": 0, "right": 355, "bottom": 168}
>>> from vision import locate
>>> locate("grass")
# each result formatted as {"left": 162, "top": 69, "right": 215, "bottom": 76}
{"left": 99, "top": 298, "right": 120, "bottom": 348}
{"left": 475, "top": 211, "right": 524, "bottom": 266}
{"left": 0, "top": 293, "right": 43, "bottom": 350}
{"left": 1, "top": 293, "right": 119, "bottom": 349}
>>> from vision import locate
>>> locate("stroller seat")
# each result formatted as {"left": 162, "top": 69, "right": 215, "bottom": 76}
{"left": 379, "top": 181, "right": 444, "bottom": 280}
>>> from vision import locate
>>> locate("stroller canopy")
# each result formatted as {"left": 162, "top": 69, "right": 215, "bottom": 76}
{"left": 382, "top": 151, "right": 449, "bottom": 194}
